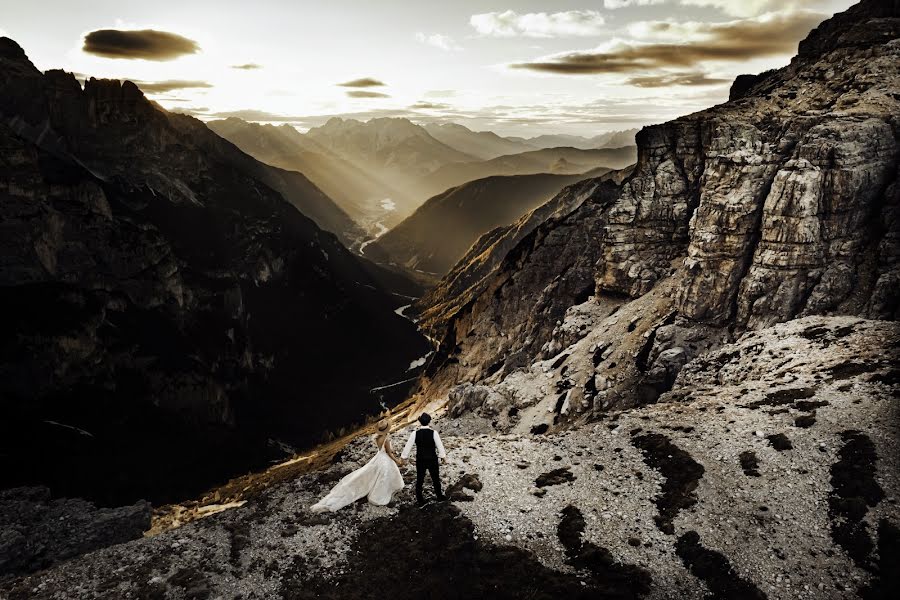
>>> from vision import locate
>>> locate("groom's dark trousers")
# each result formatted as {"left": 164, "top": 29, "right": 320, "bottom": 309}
{"left": 414, "top": 428, "right": 442, "bottom": 502}
{"left": 416, "top": 457, "right": 442, "bottom": 503}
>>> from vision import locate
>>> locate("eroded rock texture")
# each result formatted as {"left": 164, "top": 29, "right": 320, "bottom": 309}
{"left": 417, "top": 0, "right": 900, "bottom": 418}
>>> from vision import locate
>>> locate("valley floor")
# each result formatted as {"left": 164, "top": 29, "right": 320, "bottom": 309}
{"left": 2, "top": 317, "right": 898, "bottom": 600}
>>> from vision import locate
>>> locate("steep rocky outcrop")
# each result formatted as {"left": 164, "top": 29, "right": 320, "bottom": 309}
{"left": 416, "top": 0, "right": 899, "bottom": 416}
{"left": 0, "top": 39, "right": 429, "bottom": 505}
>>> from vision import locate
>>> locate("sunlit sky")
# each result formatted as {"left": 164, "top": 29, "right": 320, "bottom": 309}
{"left": 1, "top": 0, "right": 855, "bottom": 136}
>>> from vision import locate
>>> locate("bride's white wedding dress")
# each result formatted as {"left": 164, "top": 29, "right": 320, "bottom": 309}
{"left": 310, "top": 435, "right": 404, "bottom": 512}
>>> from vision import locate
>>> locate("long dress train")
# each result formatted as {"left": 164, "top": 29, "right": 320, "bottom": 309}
{"left": 310, "top": 435, "right": 405, "bottom": 512}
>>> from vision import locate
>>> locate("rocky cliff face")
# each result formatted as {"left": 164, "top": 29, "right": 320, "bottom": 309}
{"left": 416, "top": 0, "right": 899, "bottom": 422}
{"left": 0, "top": 39, "right": 429, "bottom": 505}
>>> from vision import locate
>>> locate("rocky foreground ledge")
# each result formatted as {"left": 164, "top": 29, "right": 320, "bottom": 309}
{"left": 1, "top": 316, "right": 897, "bottom": 599}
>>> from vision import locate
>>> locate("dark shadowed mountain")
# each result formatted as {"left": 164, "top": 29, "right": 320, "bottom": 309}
{"left": 0, "top": 37, "right": 429, "bottom": 506}
{"left": 418, "top": 145, "right": 637, "bottom": 200}
{"left": 423, "top": 122, "right": 536, "bottom": 160}
{"left": 207, "top": 118, "right": 414, "bottom": 233}
{"left": 165, "top": 116, "right": 362, "bottom": 247}
{"left": 367, "top": 169, "right": 613, "bottom": 276}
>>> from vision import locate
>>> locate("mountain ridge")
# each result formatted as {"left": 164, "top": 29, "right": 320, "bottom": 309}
{"left": 0, "top": 38, "right": 429, "bottom": 506}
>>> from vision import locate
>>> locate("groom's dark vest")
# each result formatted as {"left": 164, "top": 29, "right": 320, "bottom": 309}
{"left": 415, "top": 428, "right": 437, "bottom": 462}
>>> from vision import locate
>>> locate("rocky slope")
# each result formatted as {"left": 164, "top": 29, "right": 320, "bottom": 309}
{"left": 0, "top": 38, "right": 429, "bottom": 506}
{"left": 415, "top": 0, "right": 899, "bottom": 417}
{"left": 367, "top": 170, "right": 610, "bottom": 276}
{"left": 2, "top": 316, "right": 896, "bottom": 598}
{"left": 418, "top": 145, "right": 637, "bottom": 200}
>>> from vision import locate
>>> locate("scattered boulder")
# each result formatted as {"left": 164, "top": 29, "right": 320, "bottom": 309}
{"left": 739, "top": 451, "right": 761, "bottom": 477}
{"left": 795, "top": 415, "right": 817, "bottom": 428}
{"left": 535, "top": 468, "right": 576, "bottom": 488}
{"left": 446, "top": 474, "right": 483, "bottom": 502}
{"left": 766, "top": 433, "right": 793, "bottom": 451}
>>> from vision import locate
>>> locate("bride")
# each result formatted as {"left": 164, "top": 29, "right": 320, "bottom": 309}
{"left": 311, "top": 419, "right": 405, "bottom": 512}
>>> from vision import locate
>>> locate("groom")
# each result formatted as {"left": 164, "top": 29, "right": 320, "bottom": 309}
{"left": 400, "top": 413, "right": 447, "bottom": 505}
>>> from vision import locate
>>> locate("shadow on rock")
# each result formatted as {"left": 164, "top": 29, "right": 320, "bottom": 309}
{"left": 282, "top": 503, "right": 637, "bottom": 599}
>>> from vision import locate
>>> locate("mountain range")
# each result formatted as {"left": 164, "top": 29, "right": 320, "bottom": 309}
{"left": 207, "top": 117, "right": 412, "bottom": 234}
{"left": 209, "top": 116, "right": 639, "bottom": 234}
{"left": 0, "top": 37, "right": 429, "bottom": 505}
{"left": 417, "top": 145, "right": 637, "bottom": 200}
{"left": 507, "top": 129, "right": 639, "bottom": 150}
{"left": 367, "top": 168, "right": 615, "bottom": 276}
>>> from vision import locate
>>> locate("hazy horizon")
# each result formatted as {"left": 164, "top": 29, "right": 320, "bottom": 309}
{"left": 0, "top": 0, "right": 857, "bottom": 137}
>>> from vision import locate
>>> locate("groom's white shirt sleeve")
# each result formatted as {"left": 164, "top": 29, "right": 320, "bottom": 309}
{"left": 400, "top": 430, "right": 416, "bottom": 459}
{"left": 433, "top": 430, "right": 447, "bottom": 459}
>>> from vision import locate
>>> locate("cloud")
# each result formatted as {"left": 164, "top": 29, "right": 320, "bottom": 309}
{"left": 625, "top": 71, "right": 731, "bottom": 87}
{"left": 424, "top": 89, "right": 457, "bottom": 98}
{"left": 511, "top": 10, "right": 824, "bottom": 74}
{"left": 414, "top": 32, "right": 463, "bottom": 51}
{"left": 679, "top": 0, "right": 820, "bottom": 18}
{"left": 133, "top": 79, "right": 212, "bottom": 94}
{"left": 470, "top": 10, "right": 607, "bottom": 38}
{"left": 231, "top": 63, "right": 261, "bottom": 70}
{"left": 82, "top": 29, "right": 199, "bottom": 60}
{"left": 346, "top": 90, "right": 391, "bottom": 99}
{"left": 410, "top": 101, "right": 451, "bottom": 110}
{"left": 604, "top": 0, "right": 665, "bottom": 7}
{"left": 337, "top": 77, "right": 386, "bottom": 88}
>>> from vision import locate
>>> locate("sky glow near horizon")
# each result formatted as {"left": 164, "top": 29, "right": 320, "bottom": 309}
{"left": 0, "top": 0, "right": 856, "bottom": 136}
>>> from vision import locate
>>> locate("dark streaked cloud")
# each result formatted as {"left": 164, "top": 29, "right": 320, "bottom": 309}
{"left": 410, "top": 101, "right": 451, "bottom": 110}
{"left": 511, "top": 10, "right": 823, "bottom": 75}
{"left": 346, "top": 90, "right": 390, "bottom": 98}
{"left": 231, "top": 63, "right": 261, "bottom": 70}
{"left": 134, "top": 79, "right": 212, "bottom": 94}
{"left": 625, "top": 71, "right": 730, "bottom": 87}
{"left": 337, "top": 77, "right": 386, "bottom": 88}
{"left": 82, "top": 29, "right": 200, "bottom": 60}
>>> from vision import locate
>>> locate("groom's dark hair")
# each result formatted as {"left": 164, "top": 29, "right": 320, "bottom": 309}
{"left": 418, "top": 413, "right": 432, "bottom": 426}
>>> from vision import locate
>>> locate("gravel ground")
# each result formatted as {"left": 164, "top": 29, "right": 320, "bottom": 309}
{"left": 1, "top": 317, "right": 897, "bottom": 600}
